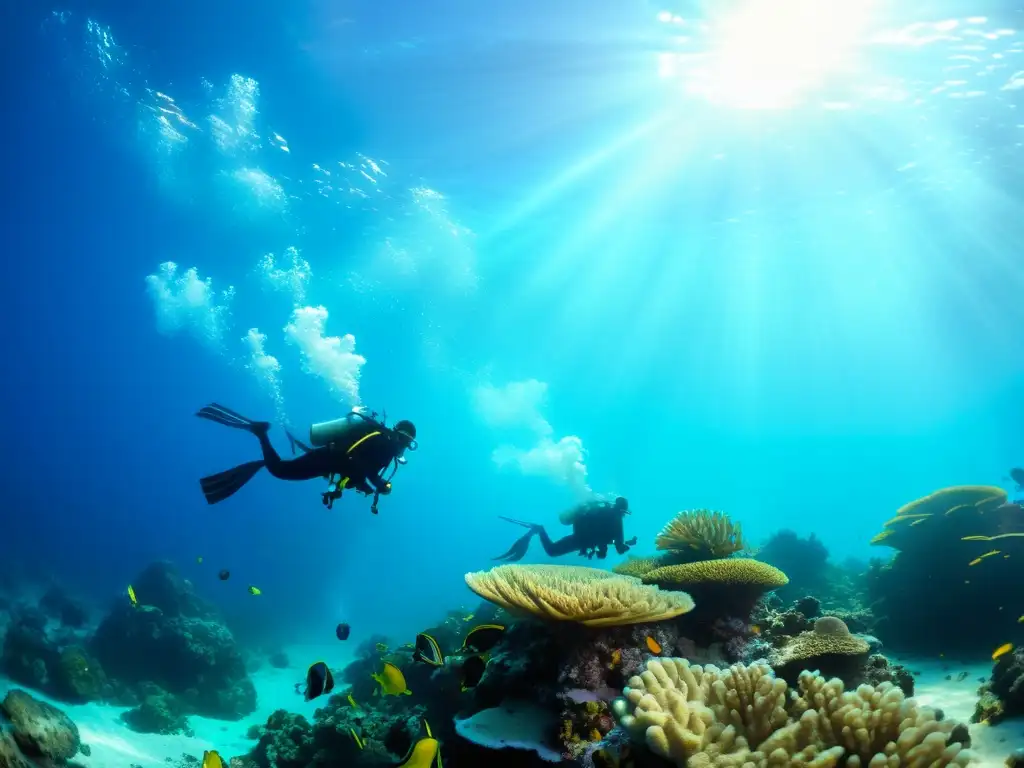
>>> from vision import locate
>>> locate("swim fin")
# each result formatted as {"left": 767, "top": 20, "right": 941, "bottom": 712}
{"left": 199, "top": 460, "right": 266, "bottom": 504}
{"left": 196, "top": 403, "right": 270, "bottom": 435}
{"left": 492, "top": 529, "right": 537, "bottom": 562}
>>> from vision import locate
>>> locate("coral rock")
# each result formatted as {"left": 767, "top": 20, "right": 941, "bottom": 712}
{"left": 0, "top": 689, "right": 81, "bottom": 762}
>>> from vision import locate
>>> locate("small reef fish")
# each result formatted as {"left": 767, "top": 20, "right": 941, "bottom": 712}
{"left": 968, "top": 550, "right": 1001, "bottom": 566}
{"left": 460, "top": 624, "right": 506, "bottom": 653}
{"left": 462, "top": 614, "right": 474, "bottom": 622}
{"left": 347, "top": 694, "right": 358, "bottom": 709}
{"left": 413, "top": 633, "right": 445, "bottom": 667}
{"left": 219, "top": 569, "right": 230, "bottom": 581}
{"left": 607, "top": 649, "right": 622, "bottom": 670}
{"left": 646, "top": 636, "right": 662, "bottom": 655}
{"left": 196, "top": 556, "right": 203, "bottom": 564}
{"left": 461, "top": 655, "right": 486, "bottom": 692}
{"left": 336, "top": 623, "right": 351, "bottom": 641}
{"left": 750, "top": 625, "right": 761, "bottom": 635}
{"left": 1018, "top": 615, "right": 1024, "bottom": 624}
{"left": 202, "top": 750, "right": 225, "bottom": 768}
{"left": 372, "top": 662, "right": 412, "bottom": 696}
{"left": 127, "top": 585, "right": 138, "bottom": 608}
{"left": 992, "top": 643, "right": 1014, "bottom": 661}
{"left": 248, "top": 585, "right": 261, "bottom": 595}
{"left": 350, "top": 728, "right": 364, "bottom": 750}
{"left": 955, "top": 671, "right": 969, "bottom": 682}
{"left": 396, "top": 720, "right": 441, "bottom": 768}
{"left": 299, "top": 661, "right": 335, "bottom": 701}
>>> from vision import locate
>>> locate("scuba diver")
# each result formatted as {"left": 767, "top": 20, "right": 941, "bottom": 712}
{"left": 195, "top": 403, "right": 417, "bottom": 512}
{"left": 493, "top": 497, "right": 637, "bottom": 562}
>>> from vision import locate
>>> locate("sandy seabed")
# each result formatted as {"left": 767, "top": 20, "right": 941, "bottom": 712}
{"left": 1, "top": 650, "right": 1022, "bottom": 766}
{"left": 0, "top": 643, "right": 353, "bottom": 767}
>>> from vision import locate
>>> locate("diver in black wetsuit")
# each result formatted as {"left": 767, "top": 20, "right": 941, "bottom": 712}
{"left": 196, "top": 403, "right": 416, "bottom": 511}
{"left": 492, "top": 497, "right": 637, "bottom": 562}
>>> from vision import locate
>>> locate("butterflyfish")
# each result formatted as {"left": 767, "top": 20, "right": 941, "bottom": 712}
{"left": 303, "top": 661, "right": 335, "bottom": 701}
{"left": 461, "top": 655, "right": 486, "bottom": 691}
{"left": 372, "top": 662, "right": 412, "bottom": 696}
{"left": 202, "top": 750, "right": 225, "bottom": 768}
{"left": 460, "top": 624, "right": 505, "bottom": 653}
{"left": 413, "top": 633, "right": 445, "bottom": 667}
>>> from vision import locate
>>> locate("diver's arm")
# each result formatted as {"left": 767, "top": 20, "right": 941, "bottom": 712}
{"left": 365, "top": 472, "right": 392, "bottom": 494}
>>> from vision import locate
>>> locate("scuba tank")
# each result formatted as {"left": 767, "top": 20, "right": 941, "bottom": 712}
{"left": 309, "top": 410, "right": 378, "bottom": 448}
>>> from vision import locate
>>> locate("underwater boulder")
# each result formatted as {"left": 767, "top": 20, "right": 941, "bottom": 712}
{"left": 0, "top": 689, "right": 80, "bottom": 763}
{"left": 39, "top": 587, "right": 88, "bottom": 630}
{"left": 0, "top": 614, "right": 59, "bottom": 692}
{"left": 129, "top": 561, "right": 217, "bottom": 619}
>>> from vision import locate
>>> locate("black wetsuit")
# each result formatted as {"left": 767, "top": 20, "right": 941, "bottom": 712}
{"left": 196, "top": 403, "right": 402, "bottom": 506}
{"left": 493, "top": 500, "right": 637, "bottom": 562}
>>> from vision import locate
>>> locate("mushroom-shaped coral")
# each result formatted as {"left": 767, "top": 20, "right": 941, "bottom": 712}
{"left": 655, "top": 510, "right": 744, "bottom": 561}
{"left": 641, "top": 559, "right": 787, "bottom": 630}
{"left": 769, "top": 616, "right": 870, "bottom": 686}
{"left": 464, "top": 565, "right": 695, "bottom": 628}
{"left": 611, "top": 557, "right": 663, "bottom": 578}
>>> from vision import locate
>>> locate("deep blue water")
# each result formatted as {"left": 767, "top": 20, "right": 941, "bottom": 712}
{"left": 2, "top": 0, "right": 1024, "bottom": 650}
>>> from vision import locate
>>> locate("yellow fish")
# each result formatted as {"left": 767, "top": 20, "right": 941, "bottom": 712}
{"left": 372, "top": 662, "right": 412, "bottom": 696}
{"left": 607, "top": 649, "right": 621, "bottom": 670}
{"left": 127, "top": 585, "right": 138, "bottom": 608}
{"left": 347, "top": 694, "right": 358, "bottom": 708}
{"left": 396, "top": 720, "right": 441, "bottom": 768}
{"left": 462, "top": 614, "right": 474, "bottom": 622}
{"left": 202, "top": 750, "right": 225, "bottom": 768}
{"left": 992, "top": 643, "right": 1014, "bottom": 661}
{"left": 350, "top": 728, "right": 364, "bottom": 749}
{"left": 248, "top": 586, "right": 261, "bottom": 596}
{"left": 645, "top": 636, "right": 662, "bottom": 655}
{"left": 1017, "top": 615, "right": 1024, "bottom": 623}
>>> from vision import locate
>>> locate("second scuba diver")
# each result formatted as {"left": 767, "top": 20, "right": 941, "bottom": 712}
{"left": 195, "top": 403, "right": 417, "bottom": 511}
{"left": 493, "top": 497, "right": 637, "bottom": 561}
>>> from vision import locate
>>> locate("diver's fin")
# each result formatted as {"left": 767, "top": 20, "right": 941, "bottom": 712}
{"left": 286, "top": 430, "right": 313, "bottom": 455}
{"left": 196, "top": 403, "right": 270, "bottom": 435}
{"left": 491, "top": 529, "right": 536, "bottom": 562}
{"left": 199, "top": 460, "right": 266, "bottom": 504}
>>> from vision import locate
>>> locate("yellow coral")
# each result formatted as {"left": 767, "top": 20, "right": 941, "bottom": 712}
{"left": 613, "top": 658, "right": 974, "bottom": 767}
{"left": 641, "top": 558, "right": 788, "bottom": 590}
{"left": 770, "top": 616, "right": 869, "bottom": 671}
{"left": 611, "top": 557, "right": 664, "bottom": 578}
{"left": 464, "top": 564, "right": 695, "bottom": 627}
{"left": 655, "top": 510, "right": 744, "bottom": 559}
{"left": 895, "top": 485, "right": 1006, "bottom": 518}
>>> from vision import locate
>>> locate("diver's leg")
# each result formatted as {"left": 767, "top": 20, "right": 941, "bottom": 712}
{"left": 536, "top": 530, "right": 581, "bottom": 557}
{"left": 199, "top": 461, "right": 265, "bottom": 504}
{"left": 286, "top": 430, "right": 313, "bottom": 455}
{"left": 492, "top": 529, "right": 537, "bottom": 561}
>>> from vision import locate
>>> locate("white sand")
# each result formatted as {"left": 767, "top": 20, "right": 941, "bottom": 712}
{"left": 0, "top": 643, "right": 353, "bottom": 767}
{"left": 893, "top": 656, "right": 1024, "bottom": 765}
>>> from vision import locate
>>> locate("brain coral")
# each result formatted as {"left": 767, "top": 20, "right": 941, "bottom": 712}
{"left": 613, "top": 658, "right": 974, "bottom": 767}
{"left": 464, "top": 564, "right": 695, "bottom": 628}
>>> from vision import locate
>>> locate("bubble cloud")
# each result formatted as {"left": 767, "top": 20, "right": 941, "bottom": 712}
{"left": 284, "top": 306, "right": 365, "bottom": 405}
{"left": 144, "top": 261, "right": 235, "bottom": 351}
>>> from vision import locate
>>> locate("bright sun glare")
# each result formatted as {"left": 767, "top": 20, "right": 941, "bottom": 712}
{"left": 660, "top": 0, "right": 881, "bottom": 109}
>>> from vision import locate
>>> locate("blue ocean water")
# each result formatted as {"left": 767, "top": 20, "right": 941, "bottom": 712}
{"left": 2, "top": 0, "right": 1023, "bottom": 656}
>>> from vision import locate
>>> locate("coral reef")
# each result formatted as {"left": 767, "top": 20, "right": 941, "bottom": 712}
{"left": 0, "top": 689, "right": 85, "bottom": 767}
{"left": 655, "top": 510, "right": 745, "bottom": 561}
{"left": 769, "top": 616, "right": 870, "bottom": 686}
{"left": 91, "top": 561, "right": 256, "bottom": 719}
{"left": 973, "top": 644, "right": 1024, "bottom": 725}
{"left": 867, "top": 485, "right": 1024, "bottom": 653}
{"left": 465, "top": 565, "right": 695, "bottom": 627}
{"left": 612, "top": 657, "right": 972, "bottom": 767}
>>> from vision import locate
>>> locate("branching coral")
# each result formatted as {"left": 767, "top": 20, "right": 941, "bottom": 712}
{"left": 656, "top": 510, "right": 745, "bottom": 560}
{"left": 613, "top": 658, "right": 974, "bottom": 767}
{"left": 464, "top": 565, "right": 695, "bottom": 627}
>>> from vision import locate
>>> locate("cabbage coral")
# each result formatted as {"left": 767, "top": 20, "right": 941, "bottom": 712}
{"left": 656, "top": 510, "right": 744, "bottom": 560}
